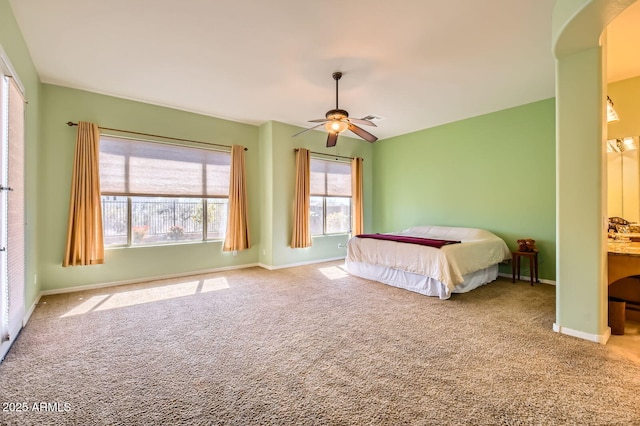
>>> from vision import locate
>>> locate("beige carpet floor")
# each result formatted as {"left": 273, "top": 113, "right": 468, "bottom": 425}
{"left": 1, "top": 261, "right": 639, "bottom": 425}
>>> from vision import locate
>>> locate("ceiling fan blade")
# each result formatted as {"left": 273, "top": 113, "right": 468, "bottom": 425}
{"left": 309, "top": 118, "right": 330, "bottom": 123}
{"left": 349, "top": 117, "right": 377, "bottom": 127}
{"left": 348, "top": 123, "right": 378, "bottom": 143}
{"left": 326, "top": 132, "right": 338, "bottom": 147}
{"left": 292, "top": 122, "right": 325, "bottom": 137}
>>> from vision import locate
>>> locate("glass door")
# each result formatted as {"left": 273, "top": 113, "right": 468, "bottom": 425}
{"left": 0, "top": 72, "right": 7, "bottom": 355}
{"left": 0, "top": 55, "right": 25, "bottom": 362}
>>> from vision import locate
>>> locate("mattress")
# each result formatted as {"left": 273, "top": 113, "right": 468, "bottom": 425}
{"left": 344, "top": 225, "right": 511, "bottom": 299}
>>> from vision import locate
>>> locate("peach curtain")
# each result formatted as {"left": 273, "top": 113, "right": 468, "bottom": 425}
{"left": 63, "top": 122, "right": 105, "bottom": 266}
{"left": 351, "top": 157, "right": 364, "bottom": 235}
{"left": 291, "top": 148, "right": 311, "bottom": 248}
{"left": 223, "top": 145, "right": 251, "bottom": 251}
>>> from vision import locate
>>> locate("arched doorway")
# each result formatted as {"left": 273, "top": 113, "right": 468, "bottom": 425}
{"left": 553, "top": 0, "right": 637, "bottom": 343}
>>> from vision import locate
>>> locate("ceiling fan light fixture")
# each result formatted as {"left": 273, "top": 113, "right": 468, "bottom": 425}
{"left": 326, "top": 120, "right": 348, "bottom": 133}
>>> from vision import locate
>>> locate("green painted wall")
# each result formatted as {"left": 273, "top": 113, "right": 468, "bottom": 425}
{"left": 372, "top": 99, "right": 556, "bottom": 280}
{"left": 0, "top": 0, "right": 41, "bottom": 311}
{"left": 39, "top": 84, "right": 260, "bottom": 291}
{"left": 258, "top": 121, "right": 274, "bottom": 266}
{"left": 264, "top": 121, "right": 374, "bottom": 268}
{"left": 555, "top": 45, "right": 607, "bottom": 338}
{"left": 37, "top": 84, "right": 373, "bottom": 288}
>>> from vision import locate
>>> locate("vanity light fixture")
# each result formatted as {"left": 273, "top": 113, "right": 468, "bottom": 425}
{"left": 607, "top": 96, "right": 620, "bottom": 123}
{"left": 606, "top": 137, "right": 636, "bottom": 153}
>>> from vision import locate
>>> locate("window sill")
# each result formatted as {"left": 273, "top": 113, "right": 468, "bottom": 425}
{"left": 311, "top": 233, "right": 351, "bottom": 238}
{"left": 105, "top": 239, "right": 224, "bottom": 250}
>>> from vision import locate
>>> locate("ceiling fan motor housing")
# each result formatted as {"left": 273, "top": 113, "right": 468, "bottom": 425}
{"left": 326, "top": 108, "right": 349, "bottom": 120}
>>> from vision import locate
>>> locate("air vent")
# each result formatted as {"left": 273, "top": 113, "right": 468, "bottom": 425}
{"left": 362, "top": 114, "right": 385, "bottom": 122}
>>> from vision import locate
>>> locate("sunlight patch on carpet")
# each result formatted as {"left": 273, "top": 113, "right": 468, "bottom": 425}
{"left": 318, "top": 266, "right": 349, "bottom": 280}
{"left": 60, "top": 277, "right": 230, "bottom": 317}
{"left": 200, "top": 277, "right": 230, "bottom": 293}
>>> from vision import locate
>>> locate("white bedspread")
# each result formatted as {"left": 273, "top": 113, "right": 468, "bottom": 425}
{"left": 345, "top": 225, "right": 511, "bottom": 292}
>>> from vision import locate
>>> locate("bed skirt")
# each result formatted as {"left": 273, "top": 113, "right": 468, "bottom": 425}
{"left": 343, "top": 261, "right": 499, "bottom": 300}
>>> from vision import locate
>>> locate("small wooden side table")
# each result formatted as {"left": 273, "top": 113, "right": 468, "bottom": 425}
{"left": 512, "top": 251, "right": 539, "bottom": 285}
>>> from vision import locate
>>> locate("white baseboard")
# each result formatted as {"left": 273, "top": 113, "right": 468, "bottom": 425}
{"left": 0, "top": 316, "right": 24, "bottom": 363}
{"left": 553, "top": 323, "right": 611, "bottom": 344}
{"left": 40, "top": 263, "right": 260, "bottom": 296}
{"left": 258, "top": 256, "right": 345, "bottom": 271}
{"left": 23, "top": 293, "right": 41, "bottom": 326}
{"left": 498, "top": 272, "right": 556, "bottom": 285}
{"left": 0, "top": 295, "right": 40, "bottom": 363}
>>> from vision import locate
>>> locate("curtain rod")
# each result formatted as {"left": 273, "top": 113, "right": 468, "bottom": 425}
{"left": 293, "top": 148, "right": 362, "bottom": 162}
{"left": 66, "top": 122, "right": 247, "bottom": 151}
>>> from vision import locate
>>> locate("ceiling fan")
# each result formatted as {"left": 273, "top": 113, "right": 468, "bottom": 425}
{"left": 293, "top": 72, "right": 378, "bottom": 147}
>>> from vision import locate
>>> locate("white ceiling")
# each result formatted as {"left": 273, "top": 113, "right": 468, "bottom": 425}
{"left": 6, "top": 0, "right": 639, "bottom": 140}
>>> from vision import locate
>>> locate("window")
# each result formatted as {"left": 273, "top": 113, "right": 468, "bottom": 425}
{"left": 99, "top": 136, "right": 230, "bottom": 247}
{"left": 309, "top": 158, "right": 352, "bottom": 235}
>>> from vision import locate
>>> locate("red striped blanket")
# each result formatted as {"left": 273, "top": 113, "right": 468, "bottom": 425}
{"left": 355, "top": 234, "right": 461, "bottom": 249}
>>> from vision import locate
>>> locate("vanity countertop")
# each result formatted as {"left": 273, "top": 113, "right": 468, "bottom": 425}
{"left": 608, "top": 240, "right": 640, "bottom": 256}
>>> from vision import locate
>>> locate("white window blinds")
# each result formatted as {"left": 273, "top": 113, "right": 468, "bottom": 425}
{"left": 6, "top": 77, "right": 25, "bottom": 338}
{"left": 99, "top": 136, "right": 231, "bottom": 197}
{"left": 310, "top": 158, "right": 352, "bottom": 196}
{"left": 1, "top": 73, "right": 25, "bottom": 356}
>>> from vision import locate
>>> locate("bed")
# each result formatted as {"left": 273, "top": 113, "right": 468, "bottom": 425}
{"left": 344, "top": 225, "right": 512, "bottom": 299}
